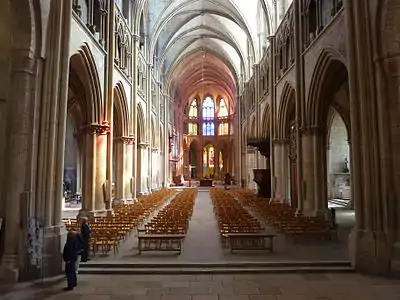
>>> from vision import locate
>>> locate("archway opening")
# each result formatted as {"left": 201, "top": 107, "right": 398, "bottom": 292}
{"left": 63, "top": 112, "right": 82, "bottom": 210}
{"left": 327, "top": 108, "right": 351, "bottom": 208}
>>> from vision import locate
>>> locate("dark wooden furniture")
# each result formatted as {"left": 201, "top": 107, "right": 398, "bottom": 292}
{"left": 223, "top": 233, "right": 276, "bottom": 253}
{"left": 137, "top": 234, "right": 185, "bottom": 254}
{"left": 199, "top": 179, "right": 213, "bottom": 187}
{"left": 253, "top": 169, "right": 271, "bottom": 198}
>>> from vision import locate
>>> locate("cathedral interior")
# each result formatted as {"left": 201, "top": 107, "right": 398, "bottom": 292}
{"left": 1, "top": 0, "right": 400, "bottom": 295}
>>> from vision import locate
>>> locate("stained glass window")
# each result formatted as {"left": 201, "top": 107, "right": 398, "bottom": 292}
{"left": 202, "top": 97, "right": 215, "bottom": 120}
{"left": 209, "top": 146, "right": 215, "bottom": 168}
{"left": 203, "top": 149, "right": 207, "bottom": 168}
{"left": 188, "top": 123, "right": 198, "bottom": 135}
{"left": 189, "top": 99, "right": 198, "bottom": 118}
{"left": 218, "top": 122, "right": 229, "bottom": 135}
{"left": 218, "top": 99, "right": 229, "bottom": 118}
{"left": 203, "top": 122, "right": 215, "bottom": 136}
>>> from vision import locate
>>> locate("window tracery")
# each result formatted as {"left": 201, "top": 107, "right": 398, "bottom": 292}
{"left": 203, "top": 122, "right": 215, "bottom": 136}
{"left": 202, "top": 97, "right": 215, "bottom": 120}
{"left": 185, "top": 96, "right": 232, "bottom": 137}
{"left": 217, "top": 99, "right": 229, "bottom": 118}
{"left": 189, "top": 100, "right": 198, "bottom": 118}
{"left": 188, "top": 123, "right": 198, "bottom": 135}
{"left": 218, "top": 122, "right": 229, "bottom": 136}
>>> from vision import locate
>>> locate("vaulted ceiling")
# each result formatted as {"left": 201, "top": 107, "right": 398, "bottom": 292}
{"left": 141, "top": 0, "right": 288, "bottom": 111}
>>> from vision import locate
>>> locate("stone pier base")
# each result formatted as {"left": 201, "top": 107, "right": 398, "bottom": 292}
{"left": 349, "top": 228, "right": 392, "bottom": 276}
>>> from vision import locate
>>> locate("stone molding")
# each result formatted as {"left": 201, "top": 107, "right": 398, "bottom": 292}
{"left": 300, "top": 125, "right": 324, "bottom": 136}
{"left": 152, "top": 147, "right": 159, "bottom": 153}
{"left": 138, "top": 142, "right": 149, "bottom": 149}
{"left": 82, "top": 122, "right": 110, "bottom": 135}
{"left": 115, "top": 135, "right": 135, "bottom": 145}
{"left": 272, "top": 138, "right": 290, "bottom": 145}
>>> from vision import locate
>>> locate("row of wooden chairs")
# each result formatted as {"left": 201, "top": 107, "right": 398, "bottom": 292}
{"left": 140, "top": 188, "right": 197, "bottom": 235}
{"left": 62, "top": 188, "right": 175, "bottom": 255}
{"left": 231, "top": 188, "right": 334, "bottom": 240}
{"left": 210, "top": 189, "right": 264, "bottom": 246}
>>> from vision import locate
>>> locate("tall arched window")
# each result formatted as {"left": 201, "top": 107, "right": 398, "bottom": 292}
{"left": 202, "top": 97, "right": 215, "bottom": 120}
{"left": 189, "top": 99, "right": 198, "bottom": 118}
{"left": 217, "top": 99, "right": 229, "bottom": 118}
{"left": 203, "top": 122, "right": 215, "bottom": 136}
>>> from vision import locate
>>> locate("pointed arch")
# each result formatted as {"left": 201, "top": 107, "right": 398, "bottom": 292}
{"left": 277, "top": 82, "right": 296, "bottom": 139}
{"left": 249, "top": 116, "right": 256, "bottom": 139}
{"left": 137, "top": 103, "right": 145, "bottom": 142}
{"left": 113, "top": 82, "right": 130, "bottom": 137}
{"left": 306, "top": 48, "right": 348, "bottom": 128}
{"left": 70, "top": 44, "right": 104, "bottom": 124}
{"left": 261, "top": 104, "right": 270, "bottom": 139}
{"left": 159, "top": 124, "right": 164, "bottom": 152}
{"left": 150, "top": 117, "right": 157, "bottom": 146}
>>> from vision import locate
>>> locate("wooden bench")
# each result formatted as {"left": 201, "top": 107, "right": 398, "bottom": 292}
{"left": 223, "top": 233, "right": 276, "bottom": 253}
{"left": 137, "top": 234, "right": 185, "bottom": 254}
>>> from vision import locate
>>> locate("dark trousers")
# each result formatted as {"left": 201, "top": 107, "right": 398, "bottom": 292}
{"left": 81, "top": 241, "right": 89, "bottom": 261}
{"left": 65, "top": 262, "right": 77, "bottom": 288}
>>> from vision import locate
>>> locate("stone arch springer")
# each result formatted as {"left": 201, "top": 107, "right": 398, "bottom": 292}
{"left": 113, "top": 82, "right": 130, "bottom": 137}
{"left": 137, "top": 103, "right": 146, "bottom": 143}
{"left": 261, "top": 103, "right": 271, "bottom": 139}
{"left": 70, "top": 44, "right": 104, "bottom": 124}
{"left": 306, "top": 47, "right": 347, "bottom": 128}
{"left": 277, "top": 81, "right": 295, "bottom": 139}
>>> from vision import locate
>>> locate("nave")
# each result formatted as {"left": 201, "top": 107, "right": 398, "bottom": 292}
{"left": 63, "top": 188, "right": 350, "bottom": 264}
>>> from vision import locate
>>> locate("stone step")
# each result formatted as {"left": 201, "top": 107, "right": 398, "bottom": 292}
{"left": 81, "top": 260, "right": 351, "bottom": 269}
{"left": 78, "top": 265, "right": 354, "bottom": 275}
{"left": 79, "top": 261, "right": 353, "bottom": 275}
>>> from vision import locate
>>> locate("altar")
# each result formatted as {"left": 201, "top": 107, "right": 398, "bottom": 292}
{"left": 199, "top": 179, "right": 213, "bottom": 187}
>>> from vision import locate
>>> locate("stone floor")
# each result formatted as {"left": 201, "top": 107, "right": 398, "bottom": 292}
{"left": 78, "top": 190, "right": 352, "bottom": 264}
{"left": 2, "top": 273, "right": 400, "bottom": 300}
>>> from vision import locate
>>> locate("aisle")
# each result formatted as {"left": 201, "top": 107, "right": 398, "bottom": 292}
{"left": 180, "top": 190, "right": 224, "bottom": 261}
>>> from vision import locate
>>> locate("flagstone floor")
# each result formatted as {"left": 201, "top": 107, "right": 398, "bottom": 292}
{"left": 2, "top": 272, "right": 400, "bottom": 300}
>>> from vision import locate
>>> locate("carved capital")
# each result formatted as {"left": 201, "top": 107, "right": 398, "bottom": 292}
{"left": 152, "top": 147, "right": 159, "bottom": 153}
{"left": 133, "top": 34, "right": 140, "bottom": 42}
{"left": 115, "top": 135, "right": 135, "bottom": 145}
{"left": 272, "top": 138, "right": 290, "bottom": 145}
{"left": 83, "top": 122, "right": 110, "bottom": 135}
{"left": 138, "top": 142, "right": 149, "bottom": 149}
{"left": 300, "top": 125, "right": 324, "bottom": 136}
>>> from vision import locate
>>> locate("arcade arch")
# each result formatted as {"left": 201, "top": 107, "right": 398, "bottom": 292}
{"left": 64, "top": 46, "right": 106, "bottom": 214}
{"left": 306, "top": 52, "right": 351, "bottom": 215}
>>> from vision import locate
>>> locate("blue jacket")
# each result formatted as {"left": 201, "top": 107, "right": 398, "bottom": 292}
{"left": 63, "top": 235, "right": 84, "bottom": 262}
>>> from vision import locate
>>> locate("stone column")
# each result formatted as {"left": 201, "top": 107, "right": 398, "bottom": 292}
{"left": 294, "top": 0, "right": 305, "bottom": 213}
{"left": 79, "top": 123, "right": 108, "bottom": 216}
{"left": 138, "top": 143, "right": 149, "bottom": 194}
{"left": 272, "top": 139, "right": 289, "bottom": 201}
{"left": 268, "top": 36, "right": 277, "bottom": 198}
{"left": 344, "top": 0, "right": 393, "bottom": 275}
{"left": 0, "top": 52, "right": 36, "bottom": 282}
{"left": 81, "top": 129, "right": 96, "bottom": 213}
{"left": 105, "top": 0, "right": 115, "bottom": 210}
{"left": 301, "top": 128, "right": 316, "bottom": 214}
{"left": 94, "top": 124, "right": 108, "bottom": 213}
{"left": 123, "top": 137, "right": 134, "bottom": 199}
{"left": 131, "top": 34, "right": 139, "bottom": 199}
{"left": 114, "top": 138, "right": 124, "bottom": 200}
